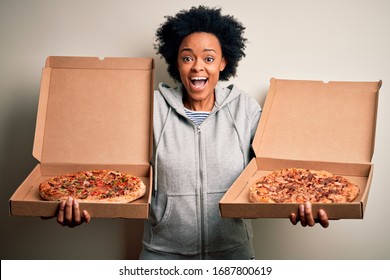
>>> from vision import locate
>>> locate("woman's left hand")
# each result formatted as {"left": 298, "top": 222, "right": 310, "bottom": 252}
{"left": 290, "top": 202, "right": 329, "bottom": 228}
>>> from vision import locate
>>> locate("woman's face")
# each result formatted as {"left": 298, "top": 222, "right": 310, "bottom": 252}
{"left": 177, "top": 32, "right": 226, "bottom": 109}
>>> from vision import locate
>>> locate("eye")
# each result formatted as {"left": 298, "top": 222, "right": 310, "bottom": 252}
{"left": 205, "top": 56, "right": 215, "bottom": 63}
{"left": 182, "top": 56, "right": 193, "bottom": 62}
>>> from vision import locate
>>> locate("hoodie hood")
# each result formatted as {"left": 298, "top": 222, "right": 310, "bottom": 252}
{"left": 158, "top": 82, "right": 242, "bottom": 116}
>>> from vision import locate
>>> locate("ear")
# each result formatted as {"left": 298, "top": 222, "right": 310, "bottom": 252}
{"left": 220, "top": 57, "right": 227, "bottom": 71}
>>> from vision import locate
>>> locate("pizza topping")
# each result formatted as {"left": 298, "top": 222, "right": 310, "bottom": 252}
{"left": 39, "top": 170, "right": 146, "bottom": 203}
{"left": 249, "top": 168, "right": 360, "bottom": 204}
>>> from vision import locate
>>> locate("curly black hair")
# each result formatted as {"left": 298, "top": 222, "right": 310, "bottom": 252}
{"left": 155, "top": 5, "right": 247, "bottom": 82}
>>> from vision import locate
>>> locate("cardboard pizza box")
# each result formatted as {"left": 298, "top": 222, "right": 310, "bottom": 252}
{"left": 219, "top": 78, "right": 381, "bottom": 219}
{"left": 9, "top": 56, "right": 154, "bottom": 219}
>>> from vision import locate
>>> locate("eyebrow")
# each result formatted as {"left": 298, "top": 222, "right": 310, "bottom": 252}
{"left": 180, "top": 48, "right": 217, "bottom": 53}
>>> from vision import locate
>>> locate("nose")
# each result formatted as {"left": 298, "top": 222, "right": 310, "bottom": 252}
{"left": 191, "top": 59, "right": 204, "bottom": 72}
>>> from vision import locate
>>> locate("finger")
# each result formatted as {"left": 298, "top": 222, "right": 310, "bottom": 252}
{"left": 82, "top": 210, "right": 91, "bottom": 223}
{"left": 318, "top": 209, "right": 329, "bottom": 228}
{"left": 299, "top": 204, "right": 307, "bottom": 227}
{"left": 304, "top": 202, "right": 315, "bottom": 227}
{"left": 289, "top": 213, "right": 298, "bottom": 225}
{"left": 73, "top": 199, "right": 81, "bottom": 225}
{"left": 57, "top": 200, "right": 66, "bottom": 226}
{"left": 64, "top": 197, "right": 74, "bottom": 225}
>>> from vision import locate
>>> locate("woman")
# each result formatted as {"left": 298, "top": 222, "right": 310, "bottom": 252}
{"left": 57, "top": 6, "right": 329, "bottom": 259}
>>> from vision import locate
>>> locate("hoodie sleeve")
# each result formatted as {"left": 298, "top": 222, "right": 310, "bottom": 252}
{"left": 246, "top": 95, "right": 262, "bottom": 159}
{"left": 246, "top": 95, "right": 262, "bottom": 142}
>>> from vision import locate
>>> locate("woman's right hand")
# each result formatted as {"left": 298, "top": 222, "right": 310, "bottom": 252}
{"left": 57, "top": 197, "right": 91, "bottom": 227}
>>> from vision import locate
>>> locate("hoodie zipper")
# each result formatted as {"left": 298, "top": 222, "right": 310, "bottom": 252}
{"left": 195, "top": 108, "right": 220, "bottom": 259}
{"left": 186, "top": 108, "right": 219, "bottom": 258}
{"left": 196, "top": 124, "right": 206, "bottom": 259}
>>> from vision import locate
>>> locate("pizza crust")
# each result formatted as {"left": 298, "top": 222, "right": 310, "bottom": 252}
{"left": 249, "top": 168, "right": 360, "bottom": 203}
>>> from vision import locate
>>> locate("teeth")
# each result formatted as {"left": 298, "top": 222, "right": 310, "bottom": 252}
{"left": 191, "top": 77, "right": 207, "bottom": 81}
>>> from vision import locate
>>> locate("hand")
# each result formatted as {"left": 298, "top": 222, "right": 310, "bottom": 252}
{"left": 290, "top": 201, "right": 329, "bottom": 228}
{"left": 57, "top": 197, "right": 91, "bottom": 227}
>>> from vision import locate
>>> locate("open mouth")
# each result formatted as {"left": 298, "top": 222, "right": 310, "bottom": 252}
{"left": 190, "top": 77, "right": 208, "bottom": 89}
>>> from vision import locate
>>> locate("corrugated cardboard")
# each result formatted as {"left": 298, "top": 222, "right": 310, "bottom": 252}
{"left": 220, "top": 78, "right": 381, "bottom": 219}
{"left": 9, "top": 56, "right": 154, "bottom": 218}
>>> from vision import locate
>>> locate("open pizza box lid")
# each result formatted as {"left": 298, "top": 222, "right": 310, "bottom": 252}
{"left": 9, "top": 56, "right": 154, "bottom": 218}
{"left": 220, "top": 78, "right": 381, "bottom": 219}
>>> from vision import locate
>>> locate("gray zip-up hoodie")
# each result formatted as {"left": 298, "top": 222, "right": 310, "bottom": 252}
{"left": 142, "top": 82, "right": 261, "bottom": 257}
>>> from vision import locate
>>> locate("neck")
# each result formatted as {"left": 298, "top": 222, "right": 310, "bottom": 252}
{"left": 183, "top": 94, "right": 215, "bottom": 112}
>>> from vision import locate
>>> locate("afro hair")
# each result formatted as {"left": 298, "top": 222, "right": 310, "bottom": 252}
{"left": 155, "top": 5, "right": 247, "bottom": 82}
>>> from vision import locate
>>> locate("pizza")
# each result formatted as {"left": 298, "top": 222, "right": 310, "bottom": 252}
{"left": 39, "top": 170, "right": 146, "bottom": 203}
{"left": 249, "top": 168, "right": 359, "bottom": 203}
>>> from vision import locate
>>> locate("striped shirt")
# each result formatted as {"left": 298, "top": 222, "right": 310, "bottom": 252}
{"left": 184, "top": 108, "right": 210, "bottom": 126}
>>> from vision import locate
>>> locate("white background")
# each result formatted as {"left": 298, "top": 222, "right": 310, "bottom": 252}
{"left": 2, "top": 260, "right": 389, "bottom": 279}
{"left": 1, "top": 0, "right": 389, "bottom": 260}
